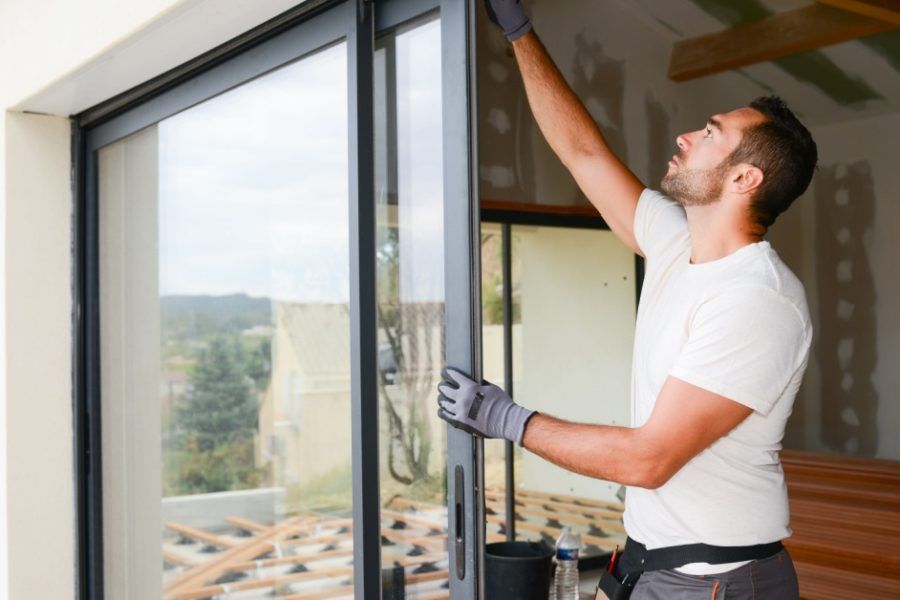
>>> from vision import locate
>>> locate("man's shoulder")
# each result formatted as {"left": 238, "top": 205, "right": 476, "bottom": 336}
{"left": 741, "top": 244, "right": 810, "bottom": 324}
{"left": 698, "top": 279, "right": 811, "bottom": 342}
{"left": 635, "top": 188, "right": 689, "bottom": 260}
{"left": 639, "top": 188, "right": 683, "bottom": 213}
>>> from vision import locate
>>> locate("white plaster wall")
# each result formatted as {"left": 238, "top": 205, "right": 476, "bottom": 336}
{"left": 4, "top": 111, "right": 76, "bottom": 600}
{"left": 0, "top": 0, "right": 184, "bottom": 110}
{"left": 2, "top": 0, "right": 310, "bottom": 115}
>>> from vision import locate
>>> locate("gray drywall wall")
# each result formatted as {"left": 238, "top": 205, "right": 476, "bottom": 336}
{"left": 476, "top": 0, "right": 790, "bottom": 206}
{"left": 770, "top": 111, "right": 900, "bottom": 460}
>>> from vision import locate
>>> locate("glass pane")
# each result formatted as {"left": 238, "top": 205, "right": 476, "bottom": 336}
{"left": 374, "top": 16, "right": 450, "bottom": 599}
{"left": 99, "top": 42, "right": 356, "bottom": 599}
{"left": 501, "top": 225, "right": 634, "bottom": 559}
{"left": 481, "top": 222, "right": 510, "bottom": 542}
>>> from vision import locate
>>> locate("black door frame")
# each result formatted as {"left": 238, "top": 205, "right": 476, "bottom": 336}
{"left": 73, "top": 0, "right": 480, "bottom": 598}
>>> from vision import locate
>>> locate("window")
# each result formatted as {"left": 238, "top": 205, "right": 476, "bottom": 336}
{"left": 81, "top": 2, "right": 492, "bottom": 598}
{"left": 375, "top": 15, "right": 452, "bottom": 597}
{"left": 98, "top": 39, "right": 355, "bottom": 598}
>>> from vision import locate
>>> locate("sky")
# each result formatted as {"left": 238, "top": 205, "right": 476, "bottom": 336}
{"left": 145, "top": 18, "right": 444, "bottom": 305}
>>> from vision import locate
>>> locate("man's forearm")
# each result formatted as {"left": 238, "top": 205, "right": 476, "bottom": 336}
{"left": 521, "top": 413, "right": 662, "bottom": 488}
{"left": 511, "top": 31, "right": 611, "bottom": 165}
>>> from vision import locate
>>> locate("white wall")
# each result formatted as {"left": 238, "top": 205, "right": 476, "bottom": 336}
{"left": 0, "top": 0, "right": 182, "bottom": 110}
{"left": 4, "top": 111, "right": 76, "bottom": 600}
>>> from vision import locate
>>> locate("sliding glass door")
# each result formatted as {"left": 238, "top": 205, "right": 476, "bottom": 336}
{"left": 99, "top": 38, "right": 354, "bottom": 600}
{"left": 78, "top": 1, "right": 481, "bottom": 599}
{"left": 374, "top": 14, "right": 453, "bottom": 599}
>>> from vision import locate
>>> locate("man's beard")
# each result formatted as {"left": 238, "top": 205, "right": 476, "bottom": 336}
{"left": 660, "top": 158, "right": 731, "bottom": 207}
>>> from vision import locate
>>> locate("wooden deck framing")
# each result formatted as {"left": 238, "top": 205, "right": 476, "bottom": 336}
{"left": 160, "top": 487, "right": 625, "bottom": 598}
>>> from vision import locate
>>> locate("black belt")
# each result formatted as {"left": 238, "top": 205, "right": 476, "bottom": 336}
{"left": 616, "top": 536, "right": 783, "bottom": 572}
{"left": 597, "top": 536, "right": 784, "bottom": 599}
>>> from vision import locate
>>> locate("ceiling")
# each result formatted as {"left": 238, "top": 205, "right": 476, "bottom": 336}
{"left": 620, "top": 0, "right": 900, "bottom": 125}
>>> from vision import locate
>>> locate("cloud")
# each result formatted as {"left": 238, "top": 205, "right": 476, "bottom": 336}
{"left": 154, "top": 19, "right": 446, "bottom": 304}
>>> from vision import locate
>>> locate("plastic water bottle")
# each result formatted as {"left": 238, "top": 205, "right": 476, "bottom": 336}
{"left": 552, "top": 527, "right": 580, "bottom": 600}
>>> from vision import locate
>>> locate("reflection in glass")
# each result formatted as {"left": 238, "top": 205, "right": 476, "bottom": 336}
{"left": 374, "top": 16, "right": 451, "bottom": 599}
{"left": 100, "top": 42, "right": 359, "bottom": 598}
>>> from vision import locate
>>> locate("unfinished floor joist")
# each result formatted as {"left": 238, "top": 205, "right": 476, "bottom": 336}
{"left": 159, "top": 488, "right": 625, "bottom": 598}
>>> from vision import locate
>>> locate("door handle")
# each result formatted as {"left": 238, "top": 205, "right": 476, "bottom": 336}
{"left": 454, "top": 464, "right": 465, "bottom": 580}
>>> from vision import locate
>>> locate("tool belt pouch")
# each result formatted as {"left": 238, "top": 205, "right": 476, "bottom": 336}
{"left": 594, "top": 537, "right": 784, "bottom": 600}
{"left": 596, "top": 569, "right": 638, "bottom": 600}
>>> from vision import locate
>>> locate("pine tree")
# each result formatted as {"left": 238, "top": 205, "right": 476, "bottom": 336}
{"left": 176, "top": 336, "right": 257, "bottom": 451}
{"left": 171, "top": 335, "right": 261, "bottom": 493}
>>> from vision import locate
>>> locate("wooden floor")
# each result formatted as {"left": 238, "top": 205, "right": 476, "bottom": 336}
{"left": 783, "top": 450, "right": 900, "bottom": 600}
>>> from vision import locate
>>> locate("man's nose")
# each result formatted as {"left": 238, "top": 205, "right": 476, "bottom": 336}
{"left": 676, "top": 134, "right": 688, "bottom": 152}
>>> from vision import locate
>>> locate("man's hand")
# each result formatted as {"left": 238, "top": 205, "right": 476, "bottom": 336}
{"left": 484, "top": 0, "right": 532, "bottom": 41}
{"left": 437, "top": 367, "right": 535, "bottom": 445}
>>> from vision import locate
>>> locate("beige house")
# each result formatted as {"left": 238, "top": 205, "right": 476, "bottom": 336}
{"left": 258, "top": 301, "right": 354, "bottom": 496}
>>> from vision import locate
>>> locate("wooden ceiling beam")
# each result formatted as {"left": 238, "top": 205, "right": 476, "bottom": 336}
{"left": 816, "top": 0, "right": 900, "bottom": 26}
{"left": 668, "top": 3, "right": 898, "bottom": 82}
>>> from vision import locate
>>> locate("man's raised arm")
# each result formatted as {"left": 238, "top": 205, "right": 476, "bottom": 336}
{"left": 486, "top": 0, "right": 646, "bottom": 255}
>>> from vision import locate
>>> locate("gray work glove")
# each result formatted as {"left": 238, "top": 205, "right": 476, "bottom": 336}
{"left": 437, "top": 367, "right": 536, "bottom": 446}
{"left": 484, "top": 0, "right": 533, "bottom": 41}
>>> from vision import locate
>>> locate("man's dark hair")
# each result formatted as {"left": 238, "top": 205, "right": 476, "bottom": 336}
{"left": 727, "top": 96, "right": 817, "bottom": 233}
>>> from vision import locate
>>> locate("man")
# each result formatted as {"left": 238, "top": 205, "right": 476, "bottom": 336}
{"left": 437, "top": 1, "right": 818, "bottom": 599}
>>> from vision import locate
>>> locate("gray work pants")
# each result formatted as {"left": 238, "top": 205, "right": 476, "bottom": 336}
{"left": 628, "top": 548, "right": 799, "bottom": 600}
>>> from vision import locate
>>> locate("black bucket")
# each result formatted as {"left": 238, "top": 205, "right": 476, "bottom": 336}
{"left": 485, "top": 541, "right": 555, "bottom": 599}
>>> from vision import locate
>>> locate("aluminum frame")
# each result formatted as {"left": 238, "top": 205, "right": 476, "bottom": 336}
{"left": 441, "top": 0, "right": 481, "bottom": 597}
{"left": 74, "top": 0, "right": 477, "bottom": 598}
{"left": 348, "top": 1, "right": 380, "bottom": 597}
{"left": 501, "top": 222, "right": 515, "bottom": 542}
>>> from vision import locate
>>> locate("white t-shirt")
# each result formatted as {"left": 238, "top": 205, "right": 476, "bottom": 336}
{"left": 623, "top": 188, "right": 812, "bottom": 575}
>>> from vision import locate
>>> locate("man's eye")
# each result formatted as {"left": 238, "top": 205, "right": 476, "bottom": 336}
{"left": 704, "top": 127, "right": 712, "bottom": 138}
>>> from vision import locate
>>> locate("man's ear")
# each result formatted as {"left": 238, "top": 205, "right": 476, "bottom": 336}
{"left": 730, "top": 163, "right": 764, "bottom": 196}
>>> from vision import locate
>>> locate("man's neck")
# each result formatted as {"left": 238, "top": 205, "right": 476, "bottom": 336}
{"left": 684, "top": 204, "right": 762, "bottom": 264}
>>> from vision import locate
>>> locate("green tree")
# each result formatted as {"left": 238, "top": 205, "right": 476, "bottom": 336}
{"left": 168, "top": 436, "right": 261, "bottom": 495}
{"left": 245, "top": 337, "right": 272, "bottom": 392}
{"left": 481, "top": 231, "right": 504, "bottom": 325}
{"left": 170, "top": 335, "right": 262, "bottom": 493}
